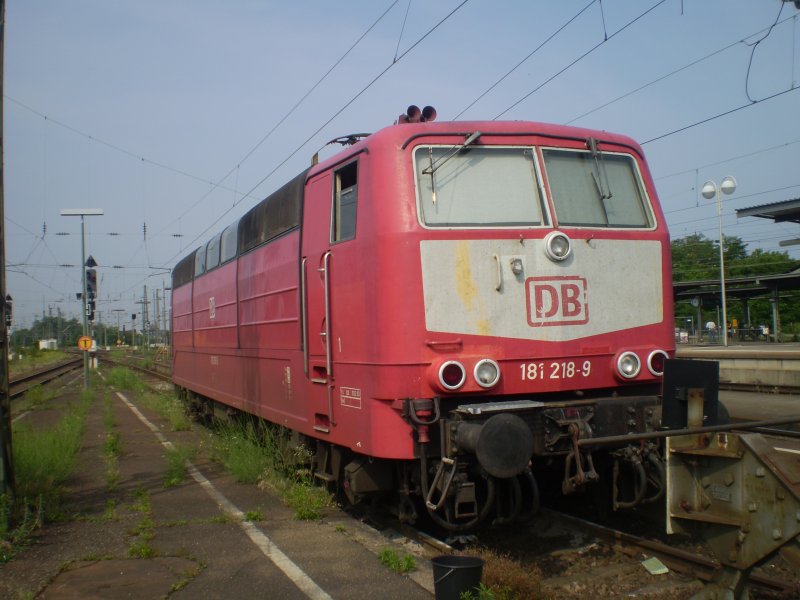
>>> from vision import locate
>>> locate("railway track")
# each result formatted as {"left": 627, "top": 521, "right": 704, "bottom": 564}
{"left": 99, "top": 353, "right": 172, "bottom": 383}
{"left": 9, "top": 358, "right": 83, "bottom": 400}
{"left": 543, "top": 509, "right": 798, "bottom": 597}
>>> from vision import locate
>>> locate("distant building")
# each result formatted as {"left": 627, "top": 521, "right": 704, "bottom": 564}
{"left": 38, "top": 339, "right": 58, "bottom": 350}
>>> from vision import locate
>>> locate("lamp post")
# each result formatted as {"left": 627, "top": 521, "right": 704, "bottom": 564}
{"left": 60, "top": 208, "right": 103, "bottom": 387}
{"left": 701, "top": 177, "right": 737, "bottom": 347}
{"left": 112, "top": 308, "right": 125, "bottom": 345}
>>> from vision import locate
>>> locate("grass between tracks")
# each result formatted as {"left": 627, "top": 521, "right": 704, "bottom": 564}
{"left": 1, "top": 388, "right": 94, "bottom": 562}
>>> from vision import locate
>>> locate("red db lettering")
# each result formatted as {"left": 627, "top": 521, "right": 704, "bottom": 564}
{"left": 526, "top": 277, "right": 588, "bottom": 327}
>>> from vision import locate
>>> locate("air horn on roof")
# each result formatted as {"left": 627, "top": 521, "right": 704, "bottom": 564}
{"left": 397, "top": 105, "right": 437, "bottom": 124}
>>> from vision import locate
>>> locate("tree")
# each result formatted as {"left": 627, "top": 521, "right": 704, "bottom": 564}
{"left": 671, "top": 233, "right": 800, "bottom": 335}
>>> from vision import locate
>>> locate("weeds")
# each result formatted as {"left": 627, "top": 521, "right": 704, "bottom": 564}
{"left": 127, "top": 489, "right": 156, "bottom": 559}
{"left": 101, "top": 392, "right": 121, "bottom": 490}
{"left": 105, "top": 367, "right": 144, "bottom": 392}
{"left": 284, "top": 482, "right": 330, "bottom": 521}
{"left": 378, "top": 547, "right": 416, "bottom": 573}
{"left": 103, "top": 432, "right": 122, "bottom": 457}
{"left": 0, "top": 495, "right": 43, "bottom": 563}
{"left": 212, "top": 421, "right": 273, "bottom": 484}
{"left": 138, "top": 391, "right": 191, "bottom": 432}
{"left": 459, "top": 583, "right": 498, "bottom": 600}
{"left": 19, "top": 384, "right": 56, "bottom": 410}
{"left": 163, "top": 445, "right": 194, "bottom": 488}
{"left": 12, "top": 393, "right": 91, "bottom": 517}
{"left": 170, "top": 561, "right": 205, "bottom": 593}
{"left": 467, "top": 548, "right": 544, "bottom": 600}
{"left": 244, "top": 509, "right": 262, "bottom": 522}
{"left": 211, "top": 420, "right": 332, "bottom": 520}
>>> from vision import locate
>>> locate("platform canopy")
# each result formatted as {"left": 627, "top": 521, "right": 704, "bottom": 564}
{"left": 736, "top": 197, "right": 800, "bottom": 247}
{"left": 736, "top": 197, "right": 800, "bottom": 224}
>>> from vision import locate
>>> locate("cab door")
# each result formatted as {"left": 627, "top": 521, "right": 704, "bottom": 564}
{"left": 301, "top": 162, "right": 358, "bottom": 434}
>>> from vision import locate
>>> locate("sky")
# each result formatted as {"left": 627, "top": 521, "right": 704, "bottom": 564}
{"left": 4, "top": 0, "right": 800, "bottom": 331}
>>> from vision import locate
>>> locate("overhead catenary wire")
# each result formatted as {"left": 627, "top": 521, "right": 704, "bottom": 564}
{"left": 152, "top": 0, "right": 402, "bottom": 241}
{"left": 642, "top": 86, "right": 800, "bottom": 145}
{"left": 452, "top": 0, "right": 597, "bottom": 120}
{"left": 162, "top": 0, "right": 472, "bottom": 269}
{"left": 494, "top": 0, "right": 669, "bottom": 120}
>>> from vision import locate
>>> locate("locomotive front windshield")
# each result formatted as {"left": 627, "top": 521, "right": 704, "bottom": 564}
{"left": 414, "top": 144, "right": 653, "bottom": 229}
{"left": 414, "top": 146, "right": 547, "bottom": 227}
{"left": 542, "top": 148, "right": 653, "bottom": 228}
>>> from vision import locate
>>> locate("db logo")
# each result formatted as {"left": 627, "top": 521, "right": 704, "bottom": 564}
{"left": 526, "top": 276, "right": 588, "bottom": 327}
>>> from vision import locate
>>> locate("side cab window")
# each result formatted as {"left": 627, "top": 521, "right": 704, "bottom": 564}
{"left": 332, "top": 161, "right": 357, "bottom": 243}
{"left": 194, "top": 246, "right": 206, "bottom": 277}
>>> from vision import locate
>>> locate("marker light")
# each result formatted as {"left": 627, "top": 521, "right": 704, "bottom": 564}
{"left": 647, "top": 350, "right": 668, "bottom": 376}
{"left": 616, "top": 352, "right": 641, "bottom": 379}
{"left": 439, "top": 361, "right": 466, "bottom": 390}
{"left": 474, "top": 359, "right": 501, "bottom": 388}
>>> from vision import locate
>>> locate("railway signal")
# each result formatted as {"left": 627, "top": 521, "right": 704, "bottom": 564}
{"left": 86, "top": 268, "right": 97, "bottom": 297}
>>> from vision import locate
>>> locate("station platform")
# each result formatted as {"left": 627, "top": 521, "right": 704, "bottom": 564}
{"left": 676, "top": 343, "right": 800, "bottom": 391}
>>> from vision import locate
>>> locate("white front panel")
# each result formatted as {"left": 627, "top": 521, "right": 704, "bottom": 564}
{"left": 420, "top": 238, "right": 663, "bottom": 342}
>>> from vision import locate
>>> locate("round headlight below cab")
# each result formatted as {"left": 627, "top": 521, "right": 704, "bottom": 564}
{"left": 439, "top": 361, "right": 466, "bottom": 390}
{"left": 544, "top": 231, "right": 572, "bottom": 262}
{"left": 616, "top": 352, "right": 641, "bottom": 379}
{"left": 474, "top": 359, "right": 501, "bottom": 388}
{"left": 647, "top": 350, "right": 668, "bottom": 376}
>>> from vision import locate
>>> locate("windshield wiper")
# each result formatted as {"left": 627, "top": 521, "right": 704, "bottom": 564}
{"left": 422, "top": 131, "right": 482, "bottom": 206}
{"left": 422, "top": 131, "right": 482, "bottom": 176}
{"left": 587, "top": 137, "right": 612, "bottom": 201}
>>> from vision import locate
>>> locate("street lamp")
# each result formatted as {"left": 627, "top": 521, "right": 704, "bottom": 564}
{"left": 701, "top": 177, "right": 737, "bottom": 347}
{"left": 112, "top": 308, "right": 125, "bottom": 345}
{"left": 60, "top": 208, "right": 103, "bottom": 387}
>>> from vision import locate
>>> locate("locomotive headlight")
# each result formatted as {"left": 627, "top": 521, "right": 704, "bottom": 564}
{"left": 616, "top": 352, "right": 641, "bottom": 379}
{"left": 439, "top": 361, "right": 466, "bottom": 390}
{"left": 647, "top": 350, "right": 668, "bottom": 376}
{"left": 544, "top": 231, "right": 572, "bottom": 262}
{"left": 474, "top": 359, "right": 501, "bottom": 388}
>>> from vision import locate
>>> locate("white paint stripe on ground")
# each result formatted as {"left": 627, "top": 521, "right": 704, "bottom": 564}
{"left": 775, "top": 446, "right": 800, "bottom": 455}
{"left": 12, "top": 411, "right": 31, "bottom": 424}
{"left": 114, "top": 390, "right": 333, "bottom": 600}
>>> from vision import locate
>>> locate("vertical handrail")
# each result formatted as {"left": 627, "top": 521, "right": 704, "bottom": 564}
{"left": 322, "top": 251, "right": 333, "bottom": 379}
{"left": 300, "top": 257, "right": 308, "bottom": 377}
{"left": 322, "top": 251, "right": 334, "bottom": 425}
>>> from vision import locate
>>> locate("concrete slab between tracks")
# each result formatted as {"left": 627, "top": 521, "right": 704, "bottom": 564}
{"left": 677, "top": 344, "right": 800, "bottom": 390}
{"left": 0, "top": 378, "right": 433, "bottom": 600}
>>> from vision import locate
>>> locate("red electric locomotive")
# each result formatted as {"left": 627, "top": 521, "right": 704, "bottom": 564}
{"left": 172, "top": 107, "right": 674, "bottom": 530}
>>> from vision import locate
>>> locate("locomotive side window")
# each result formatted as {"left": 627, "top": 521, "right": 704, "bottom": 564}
{"left": 194, "top": 245, "right": 206, "bottom": 277}
{"left": 172, "top": 250, "right": 195, "bottom": 288}
{"left": 238, "top": 170, "right": 306, "bottom": 254}
{"left": 414, "top": 146, "right": 547, "bottom": 227}
{"left": 220, "top": 223, "right": 237, "bottom": 264}
{"left": 206, "top": 233, "right": 221, "bottom": 271}
{"left": 542, "top": 149, "right": 653, "bottom": 228}
{"left": 333, "top": 162, "right": 357, "bottom": 242}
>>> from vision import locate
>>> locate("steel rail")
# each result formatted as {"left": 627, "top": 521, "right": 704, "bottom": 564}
{"left": 9, "top": 358, "right": 83, "bottom": 400}
{"left": 542, "top": 508, "right": 796, "bottom": 595}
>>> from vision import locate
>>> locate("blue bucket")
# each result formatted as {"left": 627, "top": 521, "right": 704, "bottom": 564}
{"left": 431, "top": 555, "right": 484, "bottom": 600}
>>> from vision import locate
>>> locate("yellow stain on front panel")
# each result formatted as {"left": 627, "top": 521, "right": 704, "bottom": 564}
{"left": 454, "top": 240, "right": 478, "bottom": 311}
